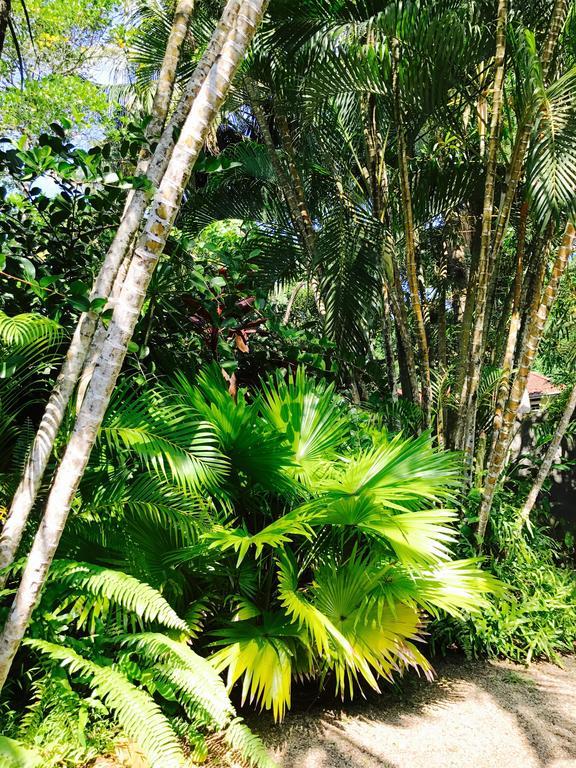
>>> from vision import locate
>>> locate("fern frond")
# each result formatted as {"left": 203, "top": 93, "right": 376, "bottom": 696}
{"left": 24, "top": 640, "right": 187, "bottom": 768}
{"left": 49, "top": 560, "right": 190, "bottom": 634}
{"left": 223, "top": 717, "right": 277, "bottom": 768}
{"left": 119, "top": 633, "right": 233, "bottom": 727}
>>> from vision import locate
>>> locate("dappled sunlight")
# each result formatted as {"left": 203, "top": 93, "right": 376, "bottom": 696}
{"left": 260, "top": 658, "right": 576, "bottom": 768}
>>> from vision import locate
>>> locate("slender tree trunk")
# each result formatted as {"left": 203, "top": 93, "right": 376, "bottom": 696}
{"left": 492, "top": 199, "right": 528, "bottom": 439}
{"left": 276, "top": 113, "right": 315, "bottom": 239}
{"left": 381, "top": 285, "right": 398, "bottom": 397}
{"left": 456, "top": 0, "right": 508, "bottom": 462}
{"left": 75, "top": 0, "right": 196, "bottom": 411}
{"left": 362, "top": 94, "right": 415, "bottom": 405}
{"left": 483, "top": 0, "right": 567, "bottom": 331}
{"left": 247, "top": 84, "right": 315, "bottom": 257}
{"left": 148, "top": 0, "right": 195, "bottom": 139}
{"left": 0, "top": 0, "right": 10, "bottom": 58}
{"left": 478, "top": 222, "right": 575, "bottom": 539}
{"left": 437, "top": 244, "right": 448, "bottom": 448}
{"left": 388, "top": 256, "right": 420, "bottom": 406}
{"left": 282, "top": 280, "right": 306, "bottom": 324}
{"left": 519, "top": 380, "right": 576, "bottom": 525}
{"left": 392, "top": 38, "right": 431, "bottom": 425}
{"left": 0, "top": 0, "right": 267, "bottom": 691}
{"left": 453, "top": 207, "right": 481, "bottom": 423}
{"left": 246, "top": 82, "right": 329, "bottom": 325}
{"left": 0, "top": 0, "right": 235, "bottom": 585}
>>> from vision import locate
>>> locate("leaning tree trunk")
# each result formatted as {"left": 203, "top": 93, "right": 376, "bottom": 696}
{"left": 519, "top": 380, "right": 576, "bottom": 525}
{"left": 0, "top": 0, "right": 267, "bottom": 691}
{"left": 75, "top": 0, "right": 196, "bottom": 410}
{"left": 0, "top": 0, "right": 236, "bottom": 586}
{"left": 455, "top": 0, "right": 508, "bottom": 461}
{"left": 478, "top": 222, "right": 575, "bottom": 539}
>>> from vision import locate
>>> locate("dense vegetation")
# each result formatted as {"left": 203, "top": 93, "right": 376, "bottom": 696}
{"left": 0, "top": 0, "right": 575, "bottom": 766}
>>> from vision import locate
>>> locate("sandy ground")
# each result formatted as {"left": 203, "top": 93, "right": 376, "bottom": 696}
{"left": 254, "top": 655, "right": 576, "bottom": 768}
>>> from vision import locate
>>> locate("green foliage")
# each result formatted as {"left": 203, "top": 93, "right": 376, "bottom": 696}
{"left": 432, "top": 497, "right": 576, "bottom": 663}
{"left": 0, "top": 0, "right": 117, "bottom": 136}
{"left": 2, "top": 0, "right": 576, "bottom": 763}
{"left": 0, "top": 736, "right": 42, "bottom": 768}
{"left": 26, "top": 640, "right": 189, "bottom": 768}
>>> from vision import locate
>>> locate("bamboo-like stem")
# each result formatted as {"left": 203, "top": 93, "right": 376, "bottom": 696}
{"left": 362, "top": 95, "right": 404, "bottom": 402}
{"left": 392, "top": 38, "right": 431, "bottom": 424}
{"left": 247, "top": 82, "right": 315, "bottom": 256}
{"left": 491, "top": 199, "right": 529, "bottom": 440}
{"left": 478, "top": 222, "right": 575, "bottom": 539}
{"left": 519, "top": 380, "right": 576, "bottom": 525}
{"left": 483, "top": 0, "right": 568, "bottom": 331}
{"left": 0, "top": 0, "right": 267, "bottom": 690}
{"left": 455, "top": 0, "right": 508, "bottom": 462}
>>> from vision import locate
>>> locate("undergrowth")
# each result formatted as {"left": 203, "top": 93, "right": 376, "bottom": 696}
{"left": 432, "top": 493, "right": 576, "bottom": 663}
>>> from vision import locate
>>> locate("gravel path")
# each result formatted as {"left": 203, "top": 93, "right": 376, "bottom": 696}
{"left": 255, "top": 655, "right": 576, "bottom": 768}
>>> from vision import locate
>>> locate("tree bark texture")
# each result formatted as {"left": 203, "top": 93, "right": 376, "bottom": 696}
{"left": 0, "top": 0, "right": 238, "bottom": 585}
{"left": 478, "top": 221, "right": 575, "bottom": 539}
{"left": 456, "top": 0, "right": 508, "bottom": 461}
{"left": 0, "top": 0, "right": 267, "bottom": 691}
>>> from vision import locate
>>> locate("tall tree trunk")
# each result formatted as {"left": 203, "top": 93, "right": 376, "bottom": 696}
{"left": 453, "top": 205, "right": 482, "bottom": 426}
{"left": 478, "top": 222, "right": 575, "bottom": 539}
{"left": 75, "top": 0, "right": 196, "bottom": 411}
{"left": 519, "top": 380, "right": 576, "bottom": 525}
{"left": 0, "top": 0, "right": 10, "bottom": 58}
{"left": 456, "top": 0, "right": 508, "bottom": 462}
{"left": 381, "top": 284, "right": 398, "bottom": 397}
{"left": 392, "top": 38, "right": 431, "bottom": 424}
{"left": 483, "top": 0, "right": 567, "bottom": 333}
{"left": 247, "top": 84, "right": 315, "bottom": 257}
{"left": 491, "top": 198, "right": 528, "bottom": 439}
{"left": 0, "top": 0, "right": 267, "bottom": 691}
{"left": 0, "top": 0, "right": 232, "bottom": 585}
{"left": 148, "top": 0, "right": 195, "bottom": 139}
{"left": 246, "top": 82, "right": 329, "bottom": 323}
{"left": 437, "top": 243, "right": 448, "bottom": 448}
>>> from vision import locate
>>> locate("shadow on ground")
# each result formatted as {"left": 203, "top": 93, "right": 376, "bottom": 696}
{"left": 249, "top": 654, "right": 576, "bottom": 768}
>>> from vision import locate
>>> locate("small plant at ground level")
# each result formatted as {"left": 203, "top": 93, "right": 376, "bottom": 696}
{"left": 431, "top": 496, "right": 576, "bottom": 663}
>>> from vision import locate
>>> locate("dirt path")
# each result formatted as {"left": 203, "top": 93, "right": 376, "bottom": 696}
{"left": 255, "top": 655, "right": 576, "bottom": 768}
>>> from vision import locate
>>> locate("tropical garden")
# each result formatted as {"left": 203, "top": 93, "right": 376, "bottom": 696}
{"left": 0, "top": 0, "right": 575, "bottom": 765}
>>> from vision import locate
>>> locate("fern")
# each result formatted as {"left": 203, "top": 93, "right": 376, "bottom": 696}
{"left": 49, "top": 561, "right": 191, "bottom": 634}
{"left": 119, "top": 633, "right": 233, "bottom": 727}
{"left": 0, "top": 735, "right": 42, "bottom": 768}
{"left": 24, "top": 640, "right": 187, "bottom": 768}
{"left": 223, "top": 718, "right": 277, "bottom": 768}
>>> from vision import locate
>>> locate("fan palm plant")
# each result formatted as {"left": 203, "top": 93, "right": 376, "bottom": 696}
{"left": 171, "top": 366, "right": 500, "bottom": 721}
